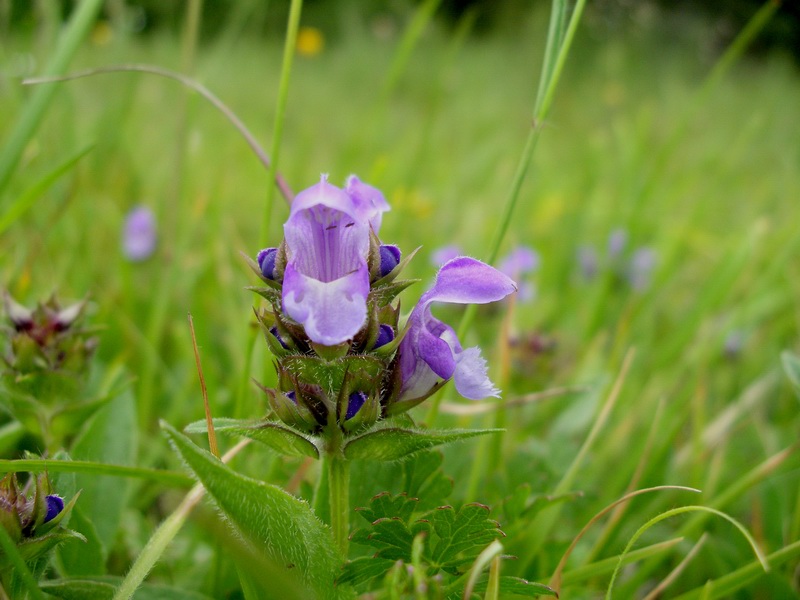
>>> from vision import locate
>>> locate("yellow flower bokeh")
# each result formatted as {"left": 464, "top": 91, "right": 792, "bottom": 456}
{"left": 296, "top": 26, "right": 324, "bottom": 57}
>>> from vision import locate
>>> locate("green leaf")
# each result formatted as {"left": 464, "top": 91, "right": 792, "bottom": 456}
{"left": 282, "top": 355, "right": 386, "bottom": 396}
{"left": 38, "top": 579, "right": 116, "bottom": 600}
{"left": 781, "top": 351, "right": 800, "bottom": 401}
{"left": 40, "top": 577, "right": 218, "bottom": 600}
{"left": 161, "top": 422, "right": 339, "bottom": 598}
{"left": 353, "top": 517, "right": 426, "bottom": 561}
{"left": 401, "top": 450, "right": 453, "bottom": 512}
{"left": 343, "top": 428, "right": 500, "bottom": 461}
{"left": 67, "top": 387, "right": 137, "bottom": 569}
{"left": 355, "top": 492, "right": 418, "bottom": 524}
{"left": 336, "top": 556, "right": 396, "bottom": 588}
{"left": 473, "top": 576, "right": 557, "bottom": 598}
{"left": 428, "top": 504, "right": 504, "bottom": 573}
{"left": 185, "top": 417, "right": 319, "bottom": 459}
{"left": 57, "top": 506, "right": 105, "bottom": 576}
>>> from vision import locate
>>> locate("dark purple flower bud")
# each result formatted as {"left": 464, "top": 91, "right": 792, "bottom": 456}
{"left": 345, "top": 391, "right": 367, "bottom": 420}
{"left": 269, "top": 326, "right": 289, "bottom": 349}
{"left": 374, "top": 324, "right": 395, "bottom": 349}
{"left": 257, "top": 248, "right": 278, "bottom": 280}
{"left": 286, "top": 390, "right": 297, "bottom": 403}
{"left": 378, "top": 245, "right": 401, "bottom": 277}
{"left": 122, "top": 206, "right": 157, "bottom": 261}
{"left": 43, "top": 495, "right": 64, "bottom": 523}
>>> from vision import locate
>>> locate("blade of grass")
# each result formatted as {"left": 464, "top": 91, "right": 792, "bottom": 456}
{"left": 605, "top": 506, "right": 769, "bottom": 600}
{"left": 381, "top": 0, "right": 443, "bottom": 99}
{"left": 517, "top": 348, "right": 634, "bottom": 572}
{"left": 0, "top": 144, "right": 93, "bottom": 235}
{"left": 0, "top": 526, "right": 46, "bottom": 600}
{"left": 428, "top": 0, "right": 587, "bottom": 425}
{"left": 260, "top": 0, "right": 303, "bottom": 242}
{"left": 111, "top": 439, "right": 249, "bottom": 600}
{"left": 0, "top": 459, "right": 192, "bottom": 488}
{"left": 23, "top": 66, "right": 292, "bottom": 201}
{"left": 671, "top": 539, "right": 800, "bottom": 600}
{"left": 0, "top": 0, "right": 103, "bottom": 198}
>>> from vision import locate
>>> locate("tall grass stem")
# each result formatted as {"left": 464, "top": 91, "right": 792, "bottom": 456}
{"left": 260, "top": 0, "right": 303, "bottom": 242}
{"left": 0, "top": 0, "right": 103, "bottom": 198}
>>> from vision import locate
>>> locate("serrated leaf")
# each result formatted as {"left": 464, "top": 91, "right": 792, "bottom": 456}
{"left": 360, "top": 517, "right": 419, "bottom": 561}
{"left": 185, "top": 417, "right": 319, "bottom": 459}
{"left": 429, "top": 504, "right": 504, "bottom": 572}
{"left": 355, "top": 492, "right": 418, "bottom": 524}
{"left": 473, "top": 576, "right": 557, "bottom": 598}
{"left": 343, "top": 428, "right": 500, "bottom": 461}
{"left": 337, "top": 557, "right": 396, "bottom": 588}
{"left": 402, "top": 450, "right": 453, "bottom": 511}
{"left": 781, "top": 351, "right": 800, "bottom": 401}
{"left": 161, "top": 422, "right": 339, "bottom": 598}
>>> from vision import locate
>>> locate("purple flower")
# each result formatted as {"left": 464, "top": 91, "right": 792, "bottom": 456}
{"left": 607, "top": 228, "right": 628, "bottom": 259}
{"left": 498, "top": 246, "right": 539, "bottom": 303}
{"left": 627, "top": 247, "right": 657, "bottom": 290}
{"left": 122, "top": 205, "right": 157, "bottom": 261}
{"left": 281, "top": 175, "right": 388, "bottom": 346}
{"left": 398, "top": 257, "right": 516, "bottom": 401}
{"left": 345, "top": 175, "right": 391, "bottom": 232}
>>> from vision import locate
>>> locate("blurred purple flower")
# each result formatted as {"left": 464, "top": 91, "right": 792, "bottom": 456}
{"left": 43, "top": 494, "right": 64, "bottom": 523}
{"left": 430, "top": 245, "right": 462, "bottom": 267}
{"left": 122, "top": 206, "right": 157, "bottom": 261}
{"left": 281, "top": 175, "right": 389, "bottom": 346}
{"left": 577, "top": 245, "right": 599, "bottom": 281}
{"left": 608, "top": 228, "right": 628, "bottom": 259}
{"left": 627, "top": 247, "right": 657, "bottom": 290}
{"left": 398, "top": 257, "right": 516, "bottom": 401}
{"left": 498, "top": 245, "right": 539, "bottom": 302}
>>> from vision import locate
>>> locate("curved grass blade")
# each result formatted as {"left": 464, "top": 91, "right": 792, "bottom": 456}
{"left": 605, "top": 506, "right": 768, "bottom": 600}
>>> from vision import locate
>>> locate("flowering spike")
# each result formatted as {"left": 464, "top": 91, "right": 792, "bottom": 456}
{"left": 250, "top": 176, "right": 516, "bottom": 435}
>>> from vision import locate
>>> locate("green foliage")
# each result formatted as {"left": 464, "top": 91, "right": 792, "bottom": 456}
{"left": 161, "top": 422, "right": 340, "bottom": 599}
{"left": 781, "top": 351, "right": 800, "bottom": 402}
{"left": 40, "top": 577, "right": 217, "bottom": 599}
{"left": 342, "top": 492, "right": 506, "bottom": 590}
{"left": 184, "top": 417, "right": 320, "bottom": 459}
{"left": 343, "top": 426, "right": 500, "bottom": 461}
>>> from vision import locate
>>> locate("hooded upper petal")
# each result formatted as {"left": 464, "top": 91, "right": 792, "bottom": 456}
{"left": 345, "top": 175, "right": 390, "bottom": 233}
{"left": 282, "top": 175, "right": 371, "bottom": 345}
{"left": 398, "top": 257, "right": 516, "bottom": 401}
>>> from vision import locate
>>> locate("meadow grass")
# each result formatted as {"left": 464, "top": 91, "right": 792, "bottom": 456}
{"left": 1, "top": 2, "right": 799, "bottom": 598}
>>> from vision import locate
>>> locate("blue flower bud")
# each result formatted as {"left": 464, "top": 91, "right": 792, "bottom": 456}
{"left": 44, "top": 495, "right": 64, "bottom": 523}
{"left": 378, "top": 245, "right": 401, "bottom": 278}
{"left": 345, "top": 391, "right": 367, "bottom": 420}
{"left": 269, "top": 326, "right": 289, "bottom": 349}
{"left": 374, "top": 324, "right": 395, "bottom": 349}
{"left": 257, "top": 247, "right": 278, "bottom": 280}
